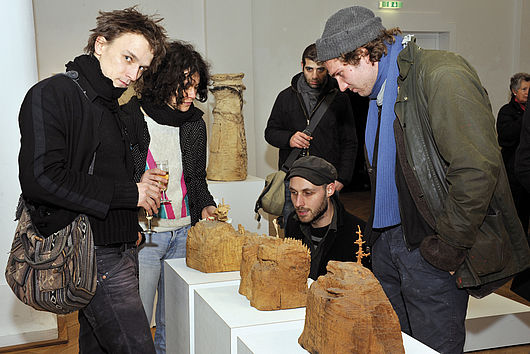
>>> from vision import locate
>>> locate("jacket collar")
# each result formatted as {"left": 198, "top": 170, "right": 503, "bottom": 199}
{"left": 397, "top": 40, "right": 418, "bottom": 82}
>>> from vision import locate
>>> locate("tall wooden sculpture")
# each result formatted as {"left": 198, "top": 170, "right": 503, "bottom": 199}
{"left": 207, "top": 73, "right": 248, "bottom": 181}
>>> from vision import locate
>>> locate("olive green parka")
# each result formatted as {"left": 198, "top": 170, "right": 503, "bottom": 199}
{"left": 394, "top": 41, "right": 530, "bottom": 289}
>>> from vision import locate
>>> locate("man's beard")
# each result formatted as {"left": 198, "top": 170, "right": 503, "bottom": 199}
{"left": 296, "top": 197, "right": 328, "bottom": 224}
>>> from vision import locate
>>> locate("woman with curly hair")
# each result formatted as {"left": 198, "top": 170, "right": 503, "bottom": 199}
{"left": 121, "top": 40, "right": 216, "bottom": 353}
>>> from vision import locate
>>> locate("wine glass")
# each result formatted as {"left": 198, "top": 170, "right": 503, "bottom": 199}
{"left": 156, "top": 160, "right": 171, "bottom": 204}
{"left": 144, "top": 209, "right": 156, "bottom": 236}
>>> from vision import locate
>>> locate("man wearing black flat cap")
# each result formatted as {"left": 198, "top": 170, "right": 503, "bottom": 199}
{"left": 285, "top": 156, "right": 366, "bottom": 280}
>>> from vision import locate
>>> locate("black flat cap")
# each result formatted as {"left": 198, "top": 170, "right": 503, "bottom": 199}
{"left": 287, "top": 156, "right": 337, "bottom": 186}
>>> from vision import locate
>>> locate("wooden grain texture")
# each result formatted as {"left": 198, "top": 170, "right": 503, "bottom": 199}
{"left": 206, "top": 73, "right": 247, "bottom": 181}
{"left": 186, "top": 220, "right": 251, "bottom": 273}
{"left": 299, "top": 261, "right": 404, "bottom": 354}
{"left": 239, "top": 236, "right": 310, "bottom": 310}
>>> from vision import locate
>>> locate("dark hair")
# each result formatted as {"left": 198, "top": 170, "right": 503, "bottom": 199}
{"left": 85, "top": 6, "right": 167, "bottom": 72}
{"left": 140, "top": 40, "right": 211, "bottom": 107}
{"left": 340, "top": 27, "right": 402, "bottom": 65}
{"left": 509, "top": 72, "right": 530, "bottom": 96}
{"left": 302, "top": 43, "right": 323, "bottom": 66}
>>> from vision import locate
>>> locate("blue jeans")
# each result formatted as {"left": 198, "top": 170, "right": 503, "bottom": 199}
{"left": 138, "top": 225, "right": 190, "bottom": 354}
{"left": 78, "top": 246, "right": 155, "bottom": 354}
{"left": 372, "top": 226, "right": 469, "bottom": 354}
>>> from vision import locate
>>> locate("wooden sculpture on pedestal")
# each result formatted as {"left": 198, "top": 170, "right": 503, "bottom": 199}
{"left": 206, "top": 73, "right": 248, "bottom": 181}
{"left": 239, "top": 235, "right": 310, "bottom": 310}
{"left": 186, "top": 202, "right": 256, "bottom": 273}
{"left": 298, "top": 228, "right": 404, "bottom": 354}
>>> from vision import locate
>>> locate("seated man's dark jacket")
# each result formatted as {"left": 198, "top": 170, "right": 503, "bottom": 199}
{"left": 18, "top": 54, "right": 139, "bottom": 244}
{"left": 264, "top": 73, "right": 357, "bottom": 185}
{"left": 285, "top": 195, "right": 366, "bottom": 279}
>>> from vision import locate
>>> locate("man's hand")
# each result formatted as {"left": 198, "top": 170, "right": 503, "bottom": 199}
{"left": 334, "top": 180, "right": 344, "bottom": 192}
{"left": 201, "top": 205, "right": 217, "bottom": 220}
{"left": 137, "top": 182, "right": 161, "bottom": 215}
{"left": 140, "top": 168, "right": 168, "bottom": 190}
{"left": 289, "top": 131, "right": 312, "bottom": 149}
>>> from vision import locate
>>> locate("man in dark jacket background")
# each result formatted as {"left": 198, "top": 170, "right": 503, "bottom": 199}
{"left": 265, "top": 43, "right": 357, "bottom": 226}
{"left": 18, "top": 7, "right": 167, "bottom": 353}
{"left": 285, "top": 156, "right": 366, "bottom": 280}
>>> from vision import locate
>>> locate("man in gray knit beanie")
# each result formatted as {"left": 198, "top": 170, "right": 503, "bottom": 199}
{"left": 315, "top": 6, "right": 530, "bottom": 354}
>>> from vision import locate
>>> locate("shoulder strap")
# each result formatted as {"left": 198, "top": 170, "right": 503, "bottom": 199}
{"left": 63, "top": 70, "right": 96, "bottom": 175}
{"left": 281, "top": 90, "right": 338, "bottom": 171}
{"left": 303, "top": 90, "right": 337, "bottom": 136}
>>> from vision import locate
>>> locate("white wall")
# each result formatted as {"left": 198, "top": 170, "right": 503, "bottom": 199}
{"left": 1, "top": 1, "right": 59, "bottom": 348}
{"left": 30, "top": 0, "right": 530, "bottom": 179}
{"left": 1, "top": 0, "right": 38, "bottom": 284}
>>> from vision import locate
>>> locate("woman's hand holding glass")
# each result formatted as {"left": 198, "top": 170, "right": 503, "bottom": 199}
{"left": 155, "top": 160, "right": 171, "bottom": 203}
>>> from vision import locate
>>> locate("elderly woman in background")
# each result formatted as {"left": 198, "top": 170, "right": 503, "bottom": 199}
{"left": 497, "top": 72, "right": 530, "bottom": 236}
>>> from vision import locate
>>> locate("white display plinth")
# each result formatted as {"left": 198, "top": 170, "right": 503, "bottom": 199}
{"left": 0, "top": 285, "right": 58, "bottom": 348}
{"left": 194, "top": 284, "right": 306, "bottom": 354}
{"left": 236, "top": 321, "right": 439, "bottom": 354}
{"left": 164, "top": 258, "right": 241, "bottom": 354}
{"left": 207, "top": 175, "right": 267, "bottom": 234}
{"left": 464, "top": 293, "right": 530, "bottom": 352}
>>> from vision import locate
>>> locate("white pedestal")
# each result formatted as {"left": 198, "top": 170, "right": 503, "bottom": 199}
{"left": 207, "top": 175, "right": 267, "bottom": 234}
{"left": 194, "top": 284, "right": 306, "bottom": 354}
{"left": 464, "top": 293, "right": 530, "bottom": 352}
{"left": 0, "top": 285, "right": 58, "bottom": 348}
{"left": 164, "top": 258, "right": 241, "bottom": 354}
{"left": 236, "top": 322, "right": 439, "bottom": 354}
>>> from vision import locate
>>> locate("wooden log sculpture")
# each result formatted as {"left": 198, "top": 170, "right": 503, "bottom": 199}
{"left": 186, "top": 221, "right": 251, "bottom": 273}
{"left": 206, "top": 73, "right": 248, "bottom": 181}
{"left": 239, "top": 236, "right": 310, "bottom": 310}
{"left": 299, "top": 261, "right": 404, "bottom": 354}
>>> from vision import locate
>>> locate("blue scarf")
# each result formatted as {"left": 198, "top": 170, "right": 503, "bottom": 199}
{"left": 365, "top": 36, "right": 403, "bottom": 228}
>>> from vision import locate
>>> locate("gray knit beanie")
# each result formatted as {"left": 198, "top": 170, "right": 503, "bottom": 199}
{"left": 316, "top": 6, "right": 385, "bottom": 62}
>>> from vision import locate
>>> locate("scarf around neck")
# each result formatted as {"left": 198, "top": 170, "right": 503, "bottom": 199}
{"left": 65, "top": 54, "right": 126, "bottom": 112}
{"left": 365, "top": 36, "right": 403, "bottom": 228}
{"left": 297, "top": 74, "right": 324, "bottom": 115}
{"left": 140, "top": 99, "right": 202, "bottom": 127}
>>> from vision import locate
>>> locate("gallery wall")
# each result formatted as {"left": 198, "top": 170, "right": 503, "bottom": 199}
{"left": 31, "top": 0, "right": 530, "bottom": 179}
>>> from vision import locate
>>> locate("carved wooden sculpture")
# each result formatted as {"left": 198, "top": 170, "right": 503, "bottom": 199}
{"left": 299, "top": 261, "right": 404, "bottom": 354}
{"left": 239, "top": 236, "right": 310, "bottom": 310}
{"left": 186, "top": 221, "right": 250, "bottom": 273}
{"left": 206, "top": 73, "right": 248, "bottom": 181}
{"left": 213, "top": 199, "right": 230, "bottom": 222}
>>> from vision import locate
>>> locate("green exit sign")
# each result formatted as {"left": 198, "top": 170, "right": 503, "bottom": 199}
{"left": 379, "top": 1, "right": 403, "bottom": 9}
